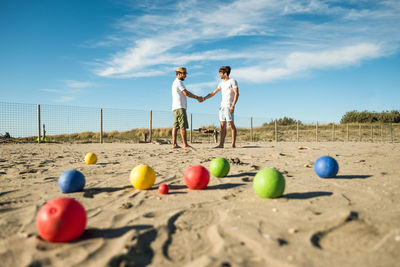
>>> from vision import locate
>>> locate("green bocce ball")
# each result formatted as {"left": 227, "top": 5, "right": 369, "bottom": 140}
{"left": 253, "top": 168, "right": 285, "bottom": 198}
{"left": 209, "top": 157, "right": 230, "bottom": 178}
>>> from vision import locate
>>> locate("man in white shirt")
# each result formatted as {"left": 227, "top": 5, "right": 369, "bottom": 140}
{"left": 172, "top": 67, "right": 202, "bottom": 149}
{"left": 203, "top": 66, "right": 239, "bottom": 148}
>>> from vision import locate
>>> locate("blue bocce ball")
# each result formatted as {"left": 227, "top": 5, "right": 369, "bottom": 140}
{"left": 58, "top": 170, "right": 86, "bottom": 193}
{"left": 314, "top": 156, "right": 339, "bottom": 178}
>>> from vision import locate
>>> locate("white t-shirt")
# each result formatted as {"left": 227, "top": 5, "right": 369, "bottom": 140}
{"left": 217, "top": 78, "right": 238, "bottom": 108}
{"left": 171, "top": 78, "right": 187, "bottom": 110}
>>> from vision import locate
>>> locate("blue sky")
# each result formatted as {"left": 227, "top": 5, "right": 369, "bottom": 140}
{"left": 1, "top": 0, "right": 400, "bottom": 123}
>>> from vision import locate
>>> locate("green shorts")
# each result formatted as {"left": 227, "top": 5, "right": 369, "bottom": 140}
{"left": 173, "top": 108, "right": 189, "bottom": 129}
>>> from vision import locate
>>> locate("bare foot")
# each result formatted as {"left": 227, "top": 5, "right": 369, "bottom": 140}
{"left": 213, "top": 145, "right": 224, "bottom": 149}
{"left": 173, "top": 144, "right": 181, "bottom": 149}
{"left": 183, "top": 145, "right": 193, "bottom": 149}
{"left": 231, "top": 145, "right": 236, "bottom": 148}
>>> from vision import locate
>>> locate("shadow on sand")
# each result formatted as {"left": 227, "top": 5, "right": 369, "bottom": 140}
{"left": 227, "top": 172, "right": 257, "bottom": 178}
{"left": 83, "top": 185, "right": 132, "bottom": 198}
{"left": 332, "top": 174, "right": 373, "bottom": 179}
{"left": 81, "top": 225, "right": 153, "bottom": 240}
{"left": 283, "top": 191, "right": 333, "bottom": 199}
{"left": 207, "top": 183, "right": 246, "bottom": 190}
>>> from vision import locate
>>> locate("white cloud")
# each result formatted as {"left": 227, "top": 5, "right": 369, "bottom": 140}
{"left": 235, "top": 43, "right": 382, "bottom": 82}
{"left": 285, "top": 43, "right": 381, "bottom": 70}
{"left": 93, "top": 0, "right": 400, "bottom": 81}
{"left": 64, "top": 80, "right": 95, "bottom": 88}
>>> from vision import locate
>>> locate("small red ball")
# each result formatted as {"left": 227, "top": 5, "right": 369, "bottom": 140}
{"left": 36, "top": 197, "right": 87, "bottom": 242}
{"left": 184, "top": 165, "right": 210, "bottom": 190}
{"left": 158, "top": 184, "right": 169, "bottom": 194}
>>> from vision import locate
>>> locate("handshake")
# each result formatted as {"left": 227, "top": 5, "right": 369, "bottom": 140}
{"left": 196, "top": 96, "right": 206, "bottom": 103}
{"left": 192, "top": 92, "right": 211, "bottom": 103}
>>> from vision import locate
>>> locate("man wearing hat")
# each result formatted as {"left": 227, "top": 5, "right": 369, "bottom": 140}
{"left": 172, "top": 67, "right": 202, "bottom": 149}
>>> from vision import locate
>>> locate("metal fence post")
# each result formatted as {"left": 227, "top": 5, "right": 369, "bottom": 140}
{"left": 149, "top": 110, "right": 152, "bottom": 142}
{"left": 371, "top": 124, "right": 373, "bottom": 142}
{"left": 390, "top": 123, "right": 393, "bottom": 142}
{"left": 100, "top": 108, "right": 103, "bottom": 144}
{"left": 37, "top": 104, "right": 41, "bottom": 143}
{"left": 250, "top": 117, "right": 253, "bottom": 141}
{"left": 190, "top": 113, "right": 193, "bottom": 143}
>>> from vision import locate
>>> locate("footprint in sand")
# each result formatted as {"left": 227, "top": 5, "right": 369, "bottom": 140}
{"left": 222, "top": 193, "right": 237, "bottom": 200}
{"left": 310, "top": 211, "right": 382, "bottom": 253}
{"left": 162, "top": 210, "right": 218, "bottom": 263}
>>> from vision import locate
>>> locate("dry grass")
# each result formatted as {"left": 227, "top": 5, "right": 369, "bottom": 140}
{"left": 17, "top": 123, "right": 400, "bottom": 143}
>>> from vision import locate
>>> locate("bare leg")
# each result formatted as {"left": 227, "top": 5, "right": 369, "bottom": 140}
{"left": 172, "top": 128, "right": 181, "bottom": 148}
{"left": 228, "top": 121, "right": 237, "bottom": 148}
{"left": 214, "top": 122, "right": 227, "bottom": 148}
{"left": 180, "top": 129, "right": 192, "bottom": 149}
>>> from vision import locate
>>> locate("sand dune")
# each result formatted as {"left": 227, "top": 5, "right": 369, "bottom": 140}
{"left": 0, "top": 142, "right": 399, "bottom": 266}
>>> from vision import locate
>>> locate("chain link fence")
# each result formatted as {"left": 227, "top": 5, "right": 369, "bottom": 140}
{"left": 1, "top": 101, "right": 399, "bottom": 143}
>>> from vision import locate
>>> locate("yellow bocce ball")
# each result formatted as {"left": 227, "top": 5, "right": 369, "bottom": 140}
{"left": 129, "top": 164, "right": 156, "bottom": 190}
{"left": 84, "top": 152, "right": 97, "bottom": 165}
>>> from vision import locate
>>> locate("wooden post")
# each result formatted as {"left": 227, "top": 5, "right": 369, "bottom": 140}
{"left": 332, "top": 123, "right": 335, "bottom": 141}
{"left": 250, "top": 117, "right": 253, "bottom": 141}
{"left": 390, "top": 123, "right": 393, "bottom": 143}
{"left": 214, "top": 129, "right": 218, "bottom": 143}
{"left": 274, "top": 120, "right": 278, "bottom": 142}
{"left": 190, "top": 113, "right": 193, "bottom": 143}
{"left": 37, "top": 104, "right": 41, "bottom": 143}
{"left": 149, "top": 110, "right": 152, "bottom": 143}
{"left": 100, "top": 108, "right": 103, "bottom": 144}
{"left": 371, "top": 124, "right": 373, "bottom": 142}
{"left": 346, "top": 124, "right": 349, "bottom": 142}
{"left": 359, "top": 124, "right": 362, "bottom": 142}
{"left": 296, "top": 121, "right": 299, "bottom": 142}
{"left": 316, "top": 122, "right": 319, "bottom": 142}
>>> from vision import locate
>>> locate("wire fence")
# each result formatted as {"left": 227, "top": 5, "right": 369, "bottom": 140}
{"left": 1, "top": 101, "right": 399, "bottom": 143}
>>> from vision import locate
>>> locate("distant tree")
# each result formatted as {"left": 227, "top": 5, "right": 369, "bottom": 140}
{"left": 262, "top": 117, "right": 302, "bottom": 126}
{"left": 340, "top": 110, "right": 400, "bottom": 124}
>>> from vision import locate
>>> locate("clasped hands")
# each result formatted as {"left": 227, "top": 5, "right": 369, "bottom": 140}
{"left": 196, "top": 96, "right": 205, "bottom": 103}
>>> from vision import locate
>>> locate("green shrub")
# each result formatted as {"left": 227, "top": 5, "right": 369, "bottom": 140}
{"left": 340, "top": 110, "right": 400, "bottom": 123}
{"left": 262, "top": 117, "right": 302, "bottom": 126}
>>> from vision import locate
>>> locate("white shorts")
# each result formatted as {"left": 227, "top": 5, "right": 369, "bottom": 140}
{"left": 219, "top": 107, "right": 234, "bottom": 122}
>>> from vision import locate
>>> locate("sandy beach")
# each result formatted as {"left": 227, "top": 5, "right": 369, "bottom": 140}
{"left": 0, "top": 141, "right": 399, "bottom": 267}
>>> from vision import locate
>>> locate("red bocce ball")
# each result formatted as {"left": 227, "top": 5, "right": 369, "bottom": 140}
{"left": 36, "top": 197, "right": 87, "bottom": 242}
{"left": 158, "top": 184, "right": 169, "bottom": 194}
{"left": 184, "top": 165, "right": 210, "bottom": 190}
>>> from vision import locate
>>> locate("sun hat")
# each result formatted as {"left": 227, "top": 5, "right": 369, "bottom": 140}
{"left": 176, "top": 67, "right": 187, "bottom": 74}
